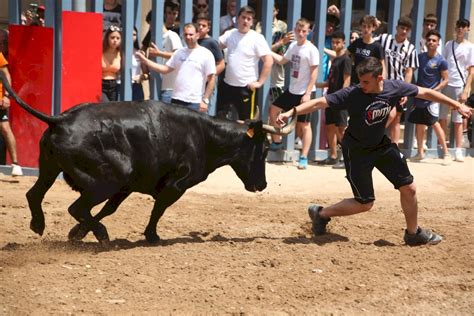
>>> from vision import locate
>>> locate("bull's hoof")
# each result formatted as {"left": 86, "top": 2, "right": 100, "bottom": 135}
{"left": 92, "top": 224, "right": 110, "bottom": 244}
{"left": 144, "top": 231, "right": 160, "bottom": 244}
{"left": 30, "top": 219, "right": 45, "bottom": 236}
{"left": 68, "top": 224, "right": 90, "bottom": 241}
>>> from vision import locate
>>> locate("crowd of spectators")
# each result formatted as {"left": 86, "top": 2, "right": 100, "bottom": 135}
{"left": 1, "top": 1, "right": 473, "bottom": 175}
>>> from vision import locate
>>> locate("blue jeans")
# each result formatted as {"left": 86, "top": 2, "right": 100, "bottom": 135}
{"left": 171, "top": 98, "right": 201, "bottom": 112}
{"left": 160, "top": 90, "right": 173, "bottom": 104}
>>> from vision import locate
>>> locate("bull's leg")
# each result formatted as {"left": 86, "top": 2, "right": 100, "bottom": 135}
{"left": 68, "top": 191, "right": 130, "bottom": 241}
{"left": 26, "top": 156, "right": 61, "bottom": 236}
{"left": 145, "top": 188, "right": 185, "bottom": 243}
{"left": 67, "top": 193, "right": 111, "bottom": 243}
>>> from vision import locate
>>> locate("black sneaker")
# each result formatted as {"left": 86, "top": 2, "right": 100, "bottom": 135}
{"left": 308, "top": 204, "right": 331, "bottom": 235}
{"left": 332, "top": 160, "right": 345, "bottom": 169}
{"left": 403, "top": 227, "right": 442, "bottom": 246}
{"left": 320, "top": 157, "right": 338, "bottom": 165}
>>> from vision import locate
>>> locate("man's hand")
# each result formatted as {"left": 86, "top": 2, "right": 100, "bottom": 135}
{"left": 199, "top": 101, "right": 208, "bottom": 113}
{"left": 301, "top": 93, "right": 311, "bottom": 104}
{"left": 135, "top": 50, "right": 147, "bottom": 62}
{"left": 247, "top": 82, "right": 262, "bottom": 90}
{"left": 459, "top": 91, "right": 468, "bottom": 104}
{"left": 147, "top": 42, "right": 162, "bottom": 58}
{"left": 457, "top": 103, "right": 473, "bottom": 119}
{"left": 399, "top": 96, "right": 408, "bottom": 106}
{"left": 276, "top": 110, "right": 292, "bottom": 126}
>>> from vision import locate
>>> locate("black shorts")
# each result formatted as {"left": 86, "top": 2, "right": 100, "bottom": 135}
{"left": 0, "top": 109, "right": 8, "bottom": 122}
{"left": 216, "top": 81, "right": 258, "bottom": 120}
{"left": 325, "top": 107, "right": 348, "bottom": 126}
{"left": 341, "top": 134, "right": 414, "bottom": 204}
{"left": 408, "top": 103, "right": 438, "bottom": 126}
{"left": 273, "top": 89, "right": 311, "bottom": 123}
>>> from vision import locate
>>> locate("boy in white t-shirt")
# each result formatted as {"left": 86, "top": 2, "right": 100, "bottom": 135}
{"left": 269, "top": 18, "right": 319, "bottom": 169}
{"left": 217, "top": 5, "right": 273, "bottom": 120}
{"left": 136, "top": 23, "right": 216, "bottom": 113}
{"left": 441, "top": 18, "right": 474, "bottom": 162}
{"left": 147, "top": 25, "right": 183, "bottom": 104}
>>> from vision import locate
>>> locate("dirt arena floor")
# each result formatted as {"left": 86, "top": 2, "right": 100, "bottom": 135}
{"left": 0, "top": 156, "right": 473, "bottom": 314}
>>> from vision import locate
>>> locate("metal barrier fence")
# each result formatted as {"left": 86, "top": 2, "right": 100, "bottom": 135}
{"left": 4, "top": 0, "right": 473, "bottom": 173}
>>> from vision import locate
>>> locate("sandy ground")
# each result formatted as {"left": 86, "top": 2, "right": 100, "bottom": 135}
{"left": 0, "top": 157, "right": 473, "bottom": 314}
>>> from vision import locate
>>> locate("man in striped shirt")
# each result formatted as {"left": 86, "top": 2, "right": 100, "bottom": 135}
{"left": 377, "top": 17, "right": 419, "bottom": 145}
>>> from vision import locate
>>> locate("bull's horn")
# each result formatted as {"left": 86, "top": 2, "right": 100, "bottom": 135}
{"left": 252, "top": 106, "right": 260, "bottom": 120}
{"left": 261, "top": 109, "right": 297, "bottom": 135}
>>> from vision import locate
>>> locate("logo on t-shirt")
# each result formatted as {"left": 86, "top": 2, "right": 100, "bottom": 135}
{"left": 291, "top": 55, "right": 301, "bottom": 79}
{"left": 355, "top": 47, "right": 371, "bottom": 57}
{"left": 365, "top": 100, "right": 391, "bottom": 126}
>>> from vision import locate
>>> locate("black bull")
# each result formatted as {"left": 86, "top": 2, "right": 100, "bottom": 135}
{"left": 1, "top": 72, "right": 296, "bottom": 243}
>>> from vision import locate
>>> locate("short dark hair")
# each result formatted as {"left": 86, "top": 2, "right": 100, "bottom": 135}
{"left": 356, "top": 57, "right": 383, "bottom": 78}
{"left": 165, "top": 0, "right": 180, "bottom": 11}
{"left": 194, "top": 12, "right": 211, "bottom": 24}
{"left": 456, "top": 18, "right": 470, "bottom": 28}
{"left": 425, "top": 29, "right": 441, "bottom": 40}
{"left": 238, "top": 5, "right": 255, "bottom": 18}
{"left": 424, "top": 13, "right": 437, "bottom": 25}
{"left": 331, "top": 30, "right": 345, "bottom": 41}
{"left": 397, "top": 16, "right": 413, "bottom": 29}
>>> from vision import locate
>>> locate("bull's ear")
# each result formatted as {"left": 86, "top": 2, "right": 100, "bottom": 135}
{"left": 246, "top": 128, "right": 255, "bottom": 138}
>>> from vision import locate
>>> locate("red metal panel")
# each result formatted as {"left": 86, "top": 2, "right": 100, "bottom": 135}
{"left": 8, "top": 25, "right": 53, "bottom": 168}
{"left": 61, "top": 11, "right": 103, "bottom": 111}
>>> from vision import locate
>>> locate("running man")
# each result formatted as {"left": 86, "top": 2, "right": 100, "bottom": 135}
{"left": 276, "top": 57, "right": 472, "bottom": 245}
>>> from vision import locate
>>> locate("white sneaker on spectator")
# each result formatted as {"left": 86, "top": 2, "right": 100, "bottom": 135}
{"left": 454, "top": 148, "right": 464, "bottom": 162}
{"left": 11, "top": 164, "right": 23, "bottom": 176}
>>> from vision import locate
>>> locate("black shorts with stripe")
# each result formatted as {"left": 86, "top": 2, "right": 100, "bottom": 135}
{"left": 273, "top": 89, "right": 311, "bottom": 123}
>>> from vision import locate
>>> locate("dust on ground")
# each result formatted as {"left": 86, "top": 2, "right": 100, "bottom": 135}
{"left": 0, "top": 157, "right": 473, "bottom": 314}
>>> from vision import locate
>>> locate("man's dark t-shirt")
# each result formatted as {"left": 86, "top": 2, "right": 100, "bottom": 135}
{"left": 327, "top": 54, "right": 352, "bottom": 94}
{"left": 325, "top": 80, "right": 418, "bottom": 149}
{"left": 348, "top": 38, "right": 384, "bottom": 84}
{"left": 198, "top": 37, "right": 224, "bottom": 64}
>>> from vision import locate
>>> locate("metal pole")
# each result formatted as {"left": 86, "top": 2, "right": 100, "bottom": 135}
{"left": 120, "top": 0, "right": 134, "bottom": 101}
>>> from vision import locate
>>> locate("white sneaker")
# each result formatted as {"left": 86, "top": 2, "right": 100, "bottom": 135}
{"left": 454, "top": 148, "right": 464, "bottom": 162}
{"left": 11, "top": 164, "right": 23, "bottom": 176}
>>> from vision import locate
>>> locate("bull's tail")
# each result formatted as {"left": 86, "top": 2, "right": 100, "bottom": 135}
{"left": 0, "top": 71, "right": 60, "bottom": 124}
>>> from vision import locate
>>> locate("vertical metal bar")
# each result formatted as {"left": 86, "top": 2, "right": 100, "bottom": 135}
{"left": 8, "top": 0, "right": 21, "bottom": 25}
{"left": 149, "top": 0, "right": 164, "bottom": 100}
{"left": 44, "top": 0, "right": 55, "bottom": 27}
{"left": 258, "top": 0, "right": 274, "bottom": 125}
{"left": 365, "top": 0, "right": 377, "bottom": 16}
{"left": 91, "top": 0, "right": 103, "bottom": 13}
{"left": 310, "top": 0, "right": 328, "bottom": 159}
{"left": 281, "top": 0, "right": 302, "bottom": 159}
{"left": 388, "top": 0, "right": 401, "bottom": 35}
{"left": 340, "top": 0, "right": 353, "bottom": 39}
{"left": 120, "top": 0, "right": 134, "bottom": 101}
{"left": 180, "top": 0, "right": 193, "bottom": 36}
{"left": 134, "top": 0, "right": 142, "bottom": 32}
{"left": 46, "top": 0, "right": 62, "bottom": 116}
{"left": 460, "top": 0, "right": 471, "bottom": 20}
{"left": 209, "top": 0, "right": 221, "bottom": 39}
{"left": 403, "top": 0, "right": 424, "bottom": 153}
{"left": 436, "top": 0, "right": 448, "bottom": 41}
{"left": 72, "top": 0, "right": 86, "bottom": 12}
{"left": 236, "top": 0, "right": 248, "bottom": 10}
{"left": 62, "top": 0, "right": 73, "bottom": 11}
